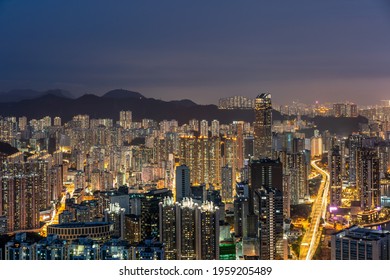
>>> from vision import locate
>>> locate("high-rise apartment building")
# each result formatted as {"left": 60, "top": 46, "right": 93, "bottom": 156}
{"left": 178, "top": 198, "right": 197, "bottom": 260}
{"left": 310, "top": 135, "right": 323, "bottom": 158}
{"left": 18, "top": 116, "right": 27, "bottom": 131}
{"left": 218, "top": 96, "right": 254, "bottom": 109}
{"left": 200, "top": 120, "right": 208, "bottom": 137}
{"left": 221, "top": 165, "right": 233, "bottom": 203}
{"left": 159, "top": 198, "right": 220, "bottom": 260}
{"left": 104, "top": 203, "right": 125, "bottom": 239}
{"left": 195, "top": 201, "right": 220, "bottom": 260}
{"left": 286, "top": 152, "right": 309, "bottom": 205}
{"left": 329, "top": 146, "right": 342, "bottom": 207}
{"left": 256, "top": 186, "right": 284, "bottom": 260}
{"left": 249, "top": 158, "right": 283, "bottom": 214}
{"left": 72, "top": 115, "right": 90, "bottom": 129}
{"left": 357, "top": 148, "right": 380, "bottom": 210}
{"left": 0, "top": 166, "right": 40, "bottom": 232}
{"left": 211, "top": 120, "right": 220, "bottom": 137}
{"left": 159, "top": 197, "right": 178, "bottom": 260}
{"left": 141, "top": 188, "right": 172, "bottom": 239}
{"left": 53, "top": 116, "right": 61, "bottom": 126}
{"left": 178, "top": 135, "right": 221, "bottom": 186}
{"left": 349, "top": 134, "right": 364, "bottom": 186}
{"left": 119, "top": 111, "right": 132, "bottom": 129}
{"left": 246, "top": 158, "right": 285, "bottom": 259}
{"left": 333, "top": 103, "right": 358, "bottom": 117}
{"left": 234, "top": 121, "right": 245, "bottom": 170}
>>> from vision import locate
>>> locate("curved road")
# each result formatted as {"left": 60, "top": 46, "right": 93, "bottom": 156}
{"left": 299, "top": 159, "right": 330, "bottom": 260}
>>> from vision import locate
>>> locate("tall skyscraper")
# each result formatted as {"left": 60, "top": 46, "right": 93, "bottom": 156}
{"left": 287, "top": 152, "right": 309, "bottom": 205}
{"left": 159, "top": 198, "right": 220, "bottom": 260}
{"left": 221, "top": 165, "right": 233, "bottom": 203}
{"left": 195, "top": 201, "right": 220, "bottom": 260}
{"left": 234, "top": 183, "right": 249, "bottom": 238}
{"left": 178, "top": 198, "right": 197, "bottom": 260}
{"left": 256, "top": 186, "right": 284, "bottom": 260}
{"left": 329, "top": 146, "right": 342, "bottom": 207}
{"left": 175, "top": 165, "right": 190, "bottom": 202}
{"left": 234, "top": 121, "right": 245, "bottom": 170}
{"left": 310, "top": 135, "right": 323, "bottom": 158}
{"left": 349, "top": 134, "right": 364, "bottom": 186}
{"left": 244, "top": 135, "right": 254, "bottom": 159}
{"left": 104, "top": 203, "right": 125, "bottom": 239}
{"left": 254, "top": 93, "right": 272, "bottom": 159}
{"left": 357, "top": 148, "right": 380, "bottom": 210}
{"left": 249, "top": 158, "right": 283, "bottom": 214}
{"left": 141, "top": 188, "right": 172, "bottom": 239}
{"left": 246, "top": 158, "right": 285, "bottom": 259}
{"left": 159, "top": 197, "right": 178, "bottom": 260}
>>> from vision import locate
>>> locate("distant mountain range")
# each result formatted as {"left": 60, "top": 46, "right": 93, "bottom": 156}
{"left": 0, "top": 89, "right": 274, "bottom": 124}
{"left": 0, "top": 89, "right": 74, "bottom": 102}
{"left": 0, "top": 89, "right": 367, "bottom": 135}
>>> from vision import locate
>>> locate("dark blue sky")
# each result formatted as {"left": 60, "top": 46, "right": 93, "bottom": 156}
{"left": 1, "top": 0, "right": 390, "bottom": 105}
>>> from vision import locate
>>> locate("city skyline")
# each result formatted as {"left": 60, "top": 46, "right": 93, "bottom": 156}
{"left": 1, "top": 92, "right": 390, "bottom": 260}
{"left": 1, "top": 1, "right": 390, "bottom": 105}
{"left": 1, "top": 1, "right": 390, "bottom": 262}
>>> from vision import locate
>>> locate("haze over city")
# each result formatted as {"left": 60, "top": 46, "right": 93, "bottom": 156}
{"left": 1, "top": 0, "right": 390, "bottom": 104}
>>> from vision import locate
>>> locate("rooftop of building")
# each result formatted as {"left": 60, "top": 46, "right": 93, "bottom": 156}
{"left": 256, "top": 93, "right": 271, "bottom": 99}
{"left": 333, "top": 225, "right": 390, "bottom": 241}
{"left": 48, "top": 222, "right": 112, "bottom": 228}
{"left": 250, "top": 157, "right": 281, "bottom": 164}
{"left": 102, "top": 239, "right": 131, "bottom": 248}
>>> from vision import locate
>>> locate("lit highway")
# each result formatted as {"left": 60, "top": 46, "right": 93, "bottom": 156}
{"left": 40, "top": 183, "right": 74, "bottom": 236}
{"left": 299, "top": 159, "right": 330, "bottom": 260}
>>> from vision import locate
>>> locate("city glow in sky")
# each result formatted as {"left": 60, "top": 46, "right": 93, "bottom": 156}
{"left": 1, "top": 0, "right": 390, "bottom": 105}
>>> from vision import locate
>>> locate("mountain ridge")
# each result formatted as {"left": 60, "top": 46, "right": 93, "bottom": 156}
{"left": 0, "top": 89, "right": 74, "bottom": 102}
{"left": 0, "top": 89, "right": 367, "bottom": 135}
{"left": 0, "top": 90, "right": 266, "bottom": 124}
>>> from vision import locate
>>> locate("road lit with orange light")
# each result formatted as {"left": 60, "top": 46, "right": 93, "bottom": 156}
{"left": 299, "top": 159, "right": 330, "bottom": 260}
{"left": 40, "top": 183, "right": 75, "bottom": 236}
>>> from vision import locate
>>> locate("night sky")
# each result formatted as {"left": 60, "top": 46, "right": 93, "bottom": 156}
{"left": 1, "top": 0, "right": 390, "bottom": 105}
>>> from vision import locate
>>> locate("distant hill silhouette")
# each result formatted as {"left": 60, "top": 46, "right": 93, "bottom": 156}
{"left": 0, "top": 89, "right": 73, "bottom": 102}
{"left": 102, "top": 89, "right": 144, "bottom": 99}
{"left": 0, "top": 91, "right": 272, "bottom": 124}
{"left": 169, "top": 99, "right": 198, "bottom": 107}
{"left": 0, "top": 89, "right": 367, "bottom": 134}
{"left": 301, "top": 115, "right": 368, "bottom": 137}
